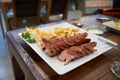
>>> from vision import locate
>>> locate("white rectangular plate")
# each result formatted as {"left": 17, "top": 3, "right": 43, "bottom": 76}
{"left": 19, "top": 22, "right": 116, "bottom": 75}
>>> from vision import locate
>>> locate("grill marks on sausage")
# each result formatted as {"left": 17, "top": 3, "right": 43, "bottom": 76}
{"left": 58, "top": 42, "right": 97, "bottom": 65}
{"left": 42, "top": 32, "right": 91, "bottom": 57}
{"left": 41, "top": 32, "right": 97, "bottom": 65}
{"left": 42, "top": 38, "right": 61, "bottom": 49}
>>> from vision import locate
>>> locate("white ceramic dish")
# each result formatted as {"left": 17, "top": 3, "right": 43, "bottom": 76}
{"left": 19, "top": 22, "right": 116, "bottom": 75}
{"left": 103, "top": 21, "right": 120, "bottom": 33}
{"left": 87, "top": 28, "right": 104, "bottom": 34}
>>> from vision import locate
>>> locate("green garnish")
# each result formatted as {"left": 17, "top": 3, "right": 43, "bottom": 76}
{"left": 22, "top": 32, "right": 36, "bottom": 43}
{"left": 29, "top": 26, "right": 34, "bottom": 29}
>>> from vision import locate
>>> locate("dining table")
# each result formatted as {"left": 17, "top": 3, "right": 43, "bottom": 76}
{"left": 6, "top": 14, "right": 120, "bottom": 80}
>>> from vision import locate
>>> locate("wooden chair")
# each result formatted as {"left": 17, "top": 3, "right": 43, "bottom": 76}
{"left": 0, "top": 11, "right": 5, "bottom": 38}
{"left": 8, "top": 0, "right": 41, "bottom": 30}
{"left": 40, "top": 0, "right": 71, "bottom": 23}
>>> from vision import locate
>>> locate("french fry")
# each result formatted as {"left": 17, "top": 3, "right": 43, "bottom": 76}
{"left": 108, "top": 22, "right": 120, "bottom": 29}
{"left": 113, "top": 22, "right": 120, "bottom": 29}
{"left": 51, "top": 27, "right": 79, "bottom": 38}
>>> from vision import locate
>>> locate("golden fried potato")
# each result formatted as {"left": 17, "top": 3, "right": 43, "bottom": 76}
{"left": 51, "top": 27, "right": 79, "bottom": 38}
{"left": 113, "top": 22, "right": 120, "bottom": 29}
{"left": 107, "top": 22, "right": 120, "bottom": 29}
{"left": 22, "top": 27, "right": 79, "bottom": 45}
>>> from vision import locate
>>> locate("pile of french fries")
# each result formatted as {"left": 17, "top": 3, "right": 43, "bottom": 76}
{"left": 107, "top": 22, "right": 120, "bottom": 29}
{"left": 51, "top": 27, "right": 79, "bottom": 38}
{"left": 22, "top": 27, "right": 79, "bottom": 44}
{"left": 112, "top": 22, "right": 120, "bottom": 29}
